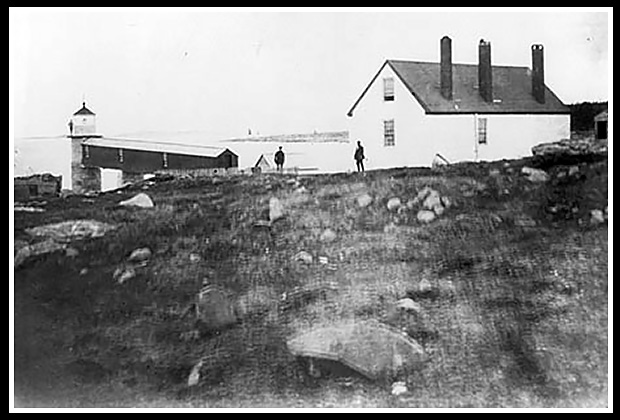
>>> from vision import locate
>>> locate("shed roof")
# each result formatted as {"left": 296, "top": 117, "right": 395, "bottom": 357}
{"left": 348, "top": 60, "right": 570, "bottom": 116}
{"left": 84, "top": 137, "right": 236, "bottom": 158}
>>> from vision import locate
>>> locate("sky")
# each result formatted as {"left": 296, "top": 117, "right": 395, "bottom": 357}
{"left": 10, "top": 8, "right": 610, "bottom": 140}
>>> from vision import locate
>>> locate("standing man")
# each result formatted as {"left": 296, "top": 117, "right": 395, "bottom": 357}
{"left": 274, "top": 146, "right": 285, "bottom": 173}
{"left": 354, "top": 140, "right": 365, "bottom": 172}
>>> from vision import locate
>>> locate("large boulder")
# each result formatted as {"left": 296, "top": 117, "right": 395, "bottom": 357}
{"left": 120, "top": 193, "right": 154, "bottom": 208}
{"left": 521, "top": 166, "right": 550, "bottom": 183}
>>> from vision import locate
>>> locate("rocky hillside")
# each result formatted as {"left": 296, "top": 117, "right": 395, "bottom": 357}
{"left": 13, "top": 146, "right": 608, "bottom": 408}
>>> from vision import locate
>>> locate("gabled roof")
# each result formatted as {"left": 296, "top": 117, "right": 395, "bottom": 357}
{"left": 347, "top": 60, "right": 570, "bottom": 116}
{"left": 84, "top": 137, "right": 236, "bottom": 158}
{"left": 594, "top": 110, "right": 608, "bottom": 121}
{"left": 73, "top": 102, "right": 95, "bottom": 116}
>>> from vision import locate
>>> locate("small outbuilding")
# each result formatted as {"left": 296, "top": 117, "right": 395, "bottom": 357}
{"left": 14, "top": 173, "right": 62, "bottom": 201}
{"left": 594, "top": 110, "right": 608, "bottom": 140}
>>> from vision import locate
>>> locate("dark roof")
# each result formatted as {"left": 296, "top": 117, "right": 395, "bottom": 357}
{"left": 348, "top": 60, "right": 570, "bottom": 116}
{"left": 73, "top": 102, "right": 95, "bottom": 116}
{"left": 84, "top": 137, "right": 236, "bottom": 158}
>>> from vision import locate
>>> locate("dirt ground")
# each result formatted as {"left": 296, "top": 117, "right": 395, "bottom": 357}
{"left": 12, "top": 152, "right": 608, "bottom": 408}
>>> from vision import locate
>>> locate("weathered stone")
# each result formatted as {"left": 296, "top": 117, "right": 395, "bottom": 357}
{"left": 440, "top": 196, "right": 452, "bottom": 208}
{"left": 127, "top": 247, "right": 152, "bottom": 264}
{"left": 416, "top": 210, "right": 436, "bottom": 223}
{"left": 65, "top": 247, "right": 79, "bottom": 258}
{"left": 320, "top": 228, "right": 337, "bottom": 243}
{"left": 418, "top": 278, "right": 432, "bottom": 294}
{"left": 432, "top": 204, "right": 445, "bottom": 216}
{"left": 422, "top": 190, "right": 442, "bottom": 211}
{"left": 568, "top": 165, "right": 580, "bottom": 177}
{"left": 396, "top": 298, "right": 422, "bottom": 314}
{"left": 532, "top": 138, "right": 608, "bottom": 158}
{"left": 120, "top": 193, "right": 154, "bottom": 208}
{"left": 514, "top": 216, "right": 537, "bottom": 227}
{"left": 590, "top": 209, "right": 605, "bottom": 224}
{"left": 187, "top": 360, "right": 203, "bottom": 387}
{"left": 391, "top": 381, "right": 408, "bottom": 396}
{"left": 14, "top": 240, "right": 65, "bottom": 268}
{"left": 318, "top": 256, "right": 329, "bottom": 265}
{"left": 521, "top": 166, "right": 549, "bottom": 183}
{"left": 26, "top": 220, "right": 116, "bottom": 243}
{"left": 356, "top": 193, "right": 373, "bottom": 208}
{"left": 387, "top": 197, "right": 402, "bottom": 211}
{"left": 269, "top": 197, "right": 285, "bottom": 222}
{"left": 293, "top": 250, "right": 313, "bottom": 264}
{"left": 114, "top": 266, "right": 136, "bottom": 284}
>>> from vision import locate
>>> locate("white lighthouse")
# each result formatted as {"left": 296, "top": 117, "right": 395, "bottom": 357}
{"left": 68, "top": 101, "right": 102, "bottom": 193}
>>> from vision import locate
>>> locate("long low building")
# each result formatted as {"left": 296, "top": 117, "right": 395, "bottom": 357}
{"left": 82, "top": 137, "right": 238, "bottom": 173}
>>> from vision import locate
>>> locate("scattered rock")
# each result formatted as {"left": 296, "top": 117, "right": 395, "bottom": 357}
{"left": 187, "top": 360, "right": 203, "bottom": 387}
{"left": 320, "top": 228, "right": 337, "bottom": 243}
{"left": 568, "top": 165, "right": 580, "bottom": 177}
{"left": 293, "top": 251, "right": 313, "bottom": 264}
{"left": 26, "top": 220, "right": 117, "bottom": 243}
{"left": 119, "top": 193, "right": 155, "bottom": 208}
{"left": 114, "top": 266, "right": 136, "bottom": 284}
{"left": 590, "top": 209, "right": 605, "bottom": 224}
{"left": 418, "top": 278, "right": 432, "bottom": 294}
{"left": 432, "top": 204, "right": 445, "bottom": 216}
{"left": 14, "top": 206, "right": 45, "bottom": 213}
{"left": 413, "top": 187, "right": 434, "bottom": 205}
{"left": 319, "top": 256, "right": 329, "bottom": 265}
{"left": 391, "top": 381, "right": 408, "bottom": 396}
{"left": 405, "top": 199, "right": 417, "bottom": 210}
{"left": 440, "top": 196, "right": 452, "bottom": 209}
{"left": 387, "top": 197, "right": 402, "bottom": 211}
{"left": 521, "top": 166, "right": 549, "bottom": 183}
{"left": 514, "top": 216, "right": 537, "bottom": 227}
{"left": 396, "top": 298, "right": 422, "bottom": 314}
{"left": 269, "top": 197, "right": 285, "bottom": 222}
{"left": 489, "top": 169, "right": 501, "bottom": 177}
{"left": 253, "top": 220, "right": 272, "bottom": 229}
{"left": 422, "top": 190, "right": 442, "bottom": 211}
{"left": 14, "top": 240, "right": 65, "bottom": 268}
{"left": 383, "top": 222, "right": 398, "bottom": 234}
{"left": 416, "top": 210, "right": 436, "bottom": 223}
{"left": 65, "top": 247, "right": 79, "bottom": 258}
{"left": 356, "top": 193, "right": 373, "bottom": 208}
{"left": 127, "top": 247, "right": 152, "bottom": 265}
{"left": 79, "top": 268, "right": 89, "bottom": 276}
{"left": 189, "top": 253, "right": 201, "bottom": 263}
{"left": 196, "top": 284, "right": 238, "bottom": 331}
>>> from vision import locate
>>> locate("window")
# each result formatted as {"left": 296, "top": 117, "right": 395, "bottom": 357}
{"left": 162, "top": 152, "right": 168, "bottom": 168}
{"left": 118, "top": 148, "right": 124, "bottom": 163}
{"left": 383, "top": 77, "right": 395, "bottom": 101}
{"left": 384, "top": 119, "right": 395, "bottom": 147}
{"left": 83, "top": 145, "right": 90, "bottom": 160}
{"left": 477, "top": 117, "right": 488, "bottom": 144}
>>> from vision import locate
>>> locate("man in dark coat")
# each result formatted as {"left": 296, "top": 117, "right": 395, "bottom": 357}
{"left": 274, "top": 146, "right": 285, "bottom": 172}
{"left": 354, "top": 140, "right": 365, "bottom": 172}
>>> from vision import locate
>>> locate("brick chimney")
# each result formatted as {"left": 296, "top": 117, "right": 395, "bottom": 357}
{"left": 440, "top": 36, "right": 453, "bottom": 100}
{"left": 478, "top": 39, "right": 493, "bottom": 103}
{"left": 531, "top": 44, "right": 545, "bottom": 104}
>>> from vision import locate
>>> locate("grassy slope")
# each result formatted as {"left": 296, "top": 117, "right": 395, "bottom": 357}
{"left": 13, "top": 156, "right": 608, "bottom": 408}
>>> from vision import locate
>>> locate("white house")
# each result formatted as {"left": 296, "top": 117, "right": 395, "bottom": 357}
{"left": 346, "top": 37, "right": 571, "bottom": 169}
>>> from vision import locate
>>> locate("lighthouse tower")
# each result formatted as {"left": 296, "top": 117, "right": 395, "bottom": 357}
{"left": 68, "top": 101, "right": 102, "bottom": 193}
